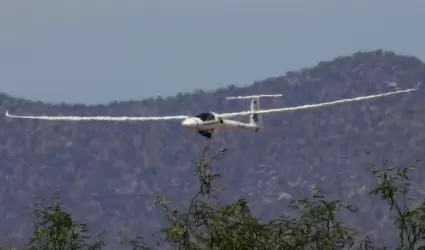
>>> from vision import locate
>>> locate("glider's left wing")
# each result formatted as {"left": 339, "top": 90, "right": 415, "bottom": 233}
{"left": 5, "top": 110, "right": 190, "bottom": 121}
{"left": 218, "top": 87, "right": 418, "bottom": 118}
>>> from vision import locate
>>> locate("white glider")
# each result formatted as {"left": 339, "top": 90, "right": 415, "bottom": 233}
{"left": 5, "top": 87, "right": 418, "bottom": 139}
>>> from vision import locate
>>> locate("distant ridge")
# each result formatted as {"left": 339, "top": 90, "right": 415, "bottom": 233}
{"left": 0, "top": 49, "right": 424, "bottom": 249}
{"left": 1, "top": 49, "right": 423, "bottom": 106}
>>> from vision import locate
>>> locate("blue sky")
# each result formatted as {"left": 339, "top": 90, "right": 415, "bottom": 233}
{"left": 1, "top": 0, "right": 424, "bottom": 104}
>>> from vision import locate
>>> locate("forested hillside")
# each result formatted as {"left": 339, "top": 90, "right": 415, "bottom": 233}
{"left": 0, "top": 50, "right": 424, "bottom": 248}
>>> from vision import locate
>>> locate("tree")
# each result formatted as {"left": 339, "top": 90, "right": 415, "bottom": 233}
{"left": 368, "top": 157, "right": 425, "bottom": 249}
{"left": 152, "top": 146, "right": 363, "bottom": 249}
{"left": 13, "top": 147, "right": 424, "bottom": 249}
{"left": 24, "top": 195, "right": 105, "bottom": 250}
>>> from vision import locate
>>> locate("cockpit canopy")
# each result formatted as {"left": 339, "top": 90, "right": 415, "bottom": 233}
{"left": 195, "top": 112, "right": 215, "bottom": 121}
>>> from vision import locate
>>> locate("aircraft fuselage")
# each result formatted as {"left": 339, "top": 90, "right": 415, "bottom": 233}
{"left": 181, "top": 112, "right": 258, "bottom": 139}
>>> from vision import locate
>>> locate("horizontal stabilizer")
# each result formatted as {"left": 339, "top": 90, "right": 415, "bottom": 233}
{"left": 226, "top": 94, "right": 282, "bottom": 100}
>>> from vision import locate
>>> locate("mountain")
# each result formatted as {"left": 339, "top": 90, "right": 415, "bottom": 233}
{"left": 0, "top": 49, "right": 424, "bottom": 248}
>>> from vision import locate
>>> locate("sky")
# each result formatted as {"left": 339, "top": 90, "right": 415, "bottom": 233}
{"left": 1, "top": 0, "right": 425, "bottom": 104}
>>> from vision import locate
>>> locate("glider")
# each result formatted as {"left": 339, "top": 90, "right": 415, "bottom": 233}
{"left": 5, "top": 87, "right": 418, "bottom": 139}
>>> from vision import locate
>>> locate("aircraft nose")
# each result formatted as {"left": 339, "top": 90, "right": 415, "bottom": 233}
{"left": 182, "top": 118, "right": 197, "bottom": 128}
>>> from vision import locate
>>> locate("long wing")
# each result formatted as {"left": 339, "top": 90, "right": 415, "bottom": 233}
{"left": 5, "top": 110, "right": 190, "bottom": 121}
{"left": 218, "top": 87, "right": 417, "bottom": 118}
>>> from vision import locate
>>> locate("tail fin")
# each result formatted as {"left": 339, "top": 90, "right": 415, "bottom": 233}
{"left": 225, "top": 93, "right": 282, "bottom": 131}
{"left": 250, "top": 98, "right": 262, "bottom": 130}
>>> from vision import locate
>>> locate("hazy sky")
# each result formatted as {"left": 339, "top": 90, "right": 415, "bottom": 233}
{"left": 1, "top": 0, "right": 424, "bottom": 104}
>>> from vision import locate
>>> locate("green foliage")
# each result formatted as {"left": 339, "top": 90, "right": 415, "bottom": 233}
{"left": 11, "top": 147, "right": 425, "bottom": 249}
{"left": 369, "top": 158, "right": 425, "bottom": 249}
{"left": 24, "top": 195, "right": 105, "bottom": 250}
{"left": 271, "top": 188, "right": 358, "bottom": 249}
{"left": 154, "top": 146, "right": 362, "bottom": 249}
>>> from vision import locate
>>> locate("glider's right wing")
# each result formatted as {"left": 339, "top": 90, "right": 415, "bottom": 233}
{"left": 217, "top": 86, "right": 418, "bottom": 118}
{"left": 4, "top": 110, "right": 190, "bottom": 121}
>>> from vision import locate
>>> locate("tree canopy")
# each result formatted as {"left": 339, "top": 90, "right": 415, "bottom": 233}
{"left": 2, "top": 146, "right": 424, "bottom": 250}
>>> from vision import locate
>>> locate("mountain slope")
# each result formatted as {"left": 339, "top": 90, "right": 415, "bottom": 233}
{"left": 0, "top": 49, "right": 424, "bottom": 248}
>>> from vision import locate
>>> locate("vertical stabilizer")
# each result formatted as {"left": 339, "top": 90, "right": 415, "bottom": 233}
{"left": 250, "top": 98, "right": 262, "bottom": 130}
{"left": 225, "top": 93, "right": 282, "bottom": 131}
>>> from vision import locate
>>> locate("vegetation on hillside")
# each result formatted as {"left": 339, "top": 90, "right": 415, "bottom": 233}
{"left": 1, "top": 146, "right": 424, "bottom": 249}
{"left": 0, "top": 50, "right": 424, "bottom": 247}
